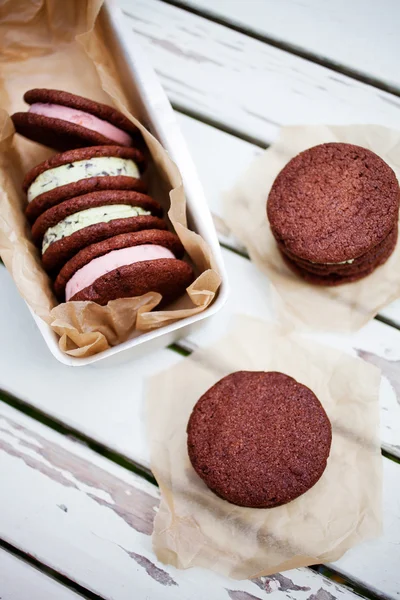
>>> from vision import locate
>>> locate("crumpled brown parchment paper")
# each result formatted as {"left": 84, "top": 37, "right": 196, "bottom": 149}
{"left": 223, "top": 125, "right": 400, "bottom": 332}
{"left": 0, "top": 0, "right": 220, "bottom": 357}
{"left": 147, "top": 315, "right": 382, "bottom": 579}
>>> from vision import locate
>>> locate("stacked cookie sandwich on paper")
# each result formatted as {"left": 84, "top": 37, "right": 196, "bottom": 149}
{"left": 13, "top": 89, "right": 194, "bottom": 306}
{"left": 267, "top": 143, "right": 400, "bottom": 285}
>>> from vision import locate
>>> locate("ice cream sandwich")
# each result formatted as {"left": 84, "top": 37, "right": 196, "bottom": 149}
{"left": 32, "top": 190, "right": 166, "bottom": 274}
{"left": 24, "top": 146, "right": 147, "bottom": 223}
{"left": 12, "top": 89, "right": 141, "bottom": 151}
{"left": 54, "top": 229, "right": 194, "bottom": 305}
{"left": 267, "top": 143, "right": 400, "bottom": 285}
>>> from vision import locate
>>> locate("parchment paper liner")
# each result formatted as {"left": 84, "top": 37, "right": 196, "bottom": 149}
{"left": 0, "top": 0, "right": 220, "bottom": 357}
{"left": 147, "top": 315, "right": 382, "bottom": 579}
{"left": 223, "top": 125, "right": 400, "bottom": 332}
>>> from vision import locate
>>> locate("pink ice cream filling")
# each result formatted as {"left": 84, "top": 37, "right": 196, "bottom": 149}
{"left": 65, "top": 244, "right": 176, "bottom": 301}
{"left": 29, "top": 103, "right": 133, "bottom": 147}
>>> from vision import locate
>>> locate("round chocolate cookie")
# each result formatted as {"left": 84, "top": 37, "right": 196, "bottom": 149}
{"left": 70, "top": 258, "right": 194, "bottom": 306}
{"left": 25, "top": 146, "right": 147, "bottom": 223}
{"left": 54, "top": 229, "right": 185, "bottom": 300}
{"left": 267, "top": 143, "right": 400, "bottom": 264}
{"left": 187, "top": 371, "right": 332, "bottom": 508}
{"left": 31, "top": 190, "right": 163, "bottom": 245}
{"left": 12, "top": 89, "right": 141, "bottom": 151}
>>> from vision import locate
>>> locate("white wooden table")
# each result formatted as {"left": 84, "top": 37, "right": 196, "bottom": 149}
{"left": 1, "top": 1, "right": 400, "bottom": 598}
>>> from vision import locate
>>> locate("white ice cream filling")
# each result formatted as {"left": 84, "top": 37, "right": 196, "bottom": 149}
{"left": 28, "top": 156, "right": 140, "bottom": 202}
{"left": 310, "top": 258, "right": 355, "bottom": 265}
{"left": 42, "top": 204, "right": 151, "bottom": 254}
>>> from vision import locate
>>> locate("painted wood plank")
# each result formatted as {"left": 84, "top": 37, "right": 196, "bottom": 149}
{"left": 177, "top": 0, "right": 400, "bottom": 91}
{"left": 175, "top": 111, "right": 400, "bottom": 324}
{"left": 333, "top": 456, "right": 400, "bottom": 599}
{"left": 0, "top": 244, "right": 400, "bottom": 462}
{"left": 0, "top": 402, "right": 361, "bottom": 600}
{"left": 0, "top": 259, "right": 399, "bottom": 597}
{"left": 0, "top": 5, "right": 399, "bottom": 596}
{"left": 123, "top": 2, "right": 400, "bottom": 325}
{"left": 0, "top": 266, "right": 182, "bottom": 469}
{"left": 0, "top": 548, "right": 85, "bottom": 600}
{"left": 1, "top": 235, "right": 400, "bottom": 457}
{"left": 120, "top": 0, "right": 400, "bottom": 145}
{"left": 176, "top": 111, "right": 261, "bottom": 249}
{"left": 0, "top": 2, "right": 396, "bottom": 466}
{"left": 176, "top": 112, "right": 262, "bottom": 248}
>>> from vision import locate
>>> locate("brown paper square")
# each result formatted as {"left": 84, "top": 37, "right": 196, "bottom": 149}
{"left": 147, "top": 315, "right": 382, "bottom": 579}
{"left": 0, "top": 0, "right": 220, "bottom": 358}
{"left": 223, "top": 125, "right": 400, "bottom": 332}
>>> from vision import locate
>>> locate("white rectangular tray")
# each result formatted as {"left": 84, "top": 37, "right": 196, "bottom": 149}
{"left": 28, "top": 0, "right": 228, "bottom": 366}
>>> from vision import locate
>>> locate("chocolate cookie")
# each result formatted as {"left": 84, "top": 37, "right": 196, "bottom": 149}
{"left": 25, "top": 146, "right": 147, "bottom": 223}
{"left": 187, "top": 371, "right": 332, "bottom": 508}
{"left": 281, "top": 223, "right": 398, "bottom": 285}
{"left": 279, "top": 224, "right": 398, "bottom": 278}
{"left": 31, "top": 190, "right": 163, "bottom": 245}
{"left": 267, "top": 143, "right": 400, "bottom": 264}
{"left": 70, "top": 259, "right": 194, "bottom": 306}
{"left": 12, "top": 88, "right": 141, "bottom": 151}
{"left": 54, "top": 229, "right": 185, "bottom": 300}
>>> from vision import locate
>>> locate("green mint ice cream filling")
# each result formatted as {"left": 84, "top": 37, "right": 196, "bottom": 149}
{"left": 28, "top": 157, "right": 140, "bottom": 203}
{"left": 42, "top": 204, "right": 151, "bottom": 254}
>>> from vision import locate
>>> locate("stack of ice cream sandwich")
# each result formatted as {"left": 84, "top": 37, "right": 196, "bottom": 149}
{"left": 12, "top": 89, "right": 194, "bottom": 305}
{"left": 267, "top": 142, "right": 400, "bottom": 285}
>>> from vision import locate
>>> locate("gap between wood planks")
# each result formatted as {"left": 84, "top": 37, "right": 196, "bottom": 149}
{"left": 0, "top": 392, "right": 394, "bottom": 600}
{"left": 216, "top": 239, "right": 400, "bottom": 337}
{"left": 0, "top": 245, "right": 400, "bottom": 467}
{"left": 0, "top": 388, "right": 156, "bottom": 486}
{"left": 1, "top": 5, "right": 400, "bottom": 592}
{"left": 0, "top": 538, "right": 104, "bottom": 600}
{"left": 156, "top": 0, "right": 400, "bottom": 98}
{"left": 173, "top": 102, "right": 268, "bottom": 148}
{"left": 0, "top": 13, "right": 398, "bottom": 600}
{"left": 0, "top": 535, "right": 389, "bottom": 600}
{"left": 127, "top": 0, "right": 400, "bottom": 335}
{"left": 310, "top": 565, "right": 394, "bottom": 600}
{"left": 1, "top": 341, "right": 399, "bottom": 467}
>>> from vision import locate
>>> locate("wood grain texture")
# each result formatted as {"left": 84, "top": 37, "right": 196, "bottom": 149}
{"left": 332, "top": 464, "right": 400, "bottom": 600}
{"left": 1, "top": 245, "right": 400, "bottom": 461}
{"left": 2, "top": 226, "right": 400, "bottom": 452}
{"left": 0, "top": 266, "right": 182, "bottom": 469}
{"left": 0, "top": 548, "right": 84, "bottom": 600}
{"left": 176, "top": 112, "right": 261, "bottom": 248}
{"left": 121, "top": 0, "right": 400, "bottom": 145}
{"left": 177, "top": 0, "right": 400, "bottom": 91}
{"left": 1, "top": 3, "right": 400, "bottom": 598}
{"left": 1, "top": 255, "right": 400, "bottom": 594}
{"left": 0, "top": 402, "right": 361, "bottom": 600}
